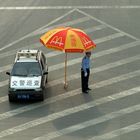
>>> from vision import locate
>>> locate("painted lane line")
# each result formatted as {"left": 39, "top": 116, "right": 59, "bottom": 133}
{"left": 0, "top": 24, "right": 107, "bottom": 59}
{"left": 27, "top": 9, "right": 76, "bottom": 34}
{"left": 76, "top": 9, "right": 139, "bottom": 41}
{"left": 0, "top": 42, "right": 41, "bottom": 59}
{"left": 0, "top": 65, "right": 12, "bottom": 73}
{"left": 0, "top": 80, "right": 140, "bottom": 138}
{"left": 84, "top": 24, "right": 107, "bottom": 33}
{"left": 89, "top": 122, "right": 140, "bottom": 140}
{"left": 108, "top": 96, "right": 115, "bottom": 100}
{"left": 0, "top": 9, "right": 76, "bottom": 52}
{"left": 0, "top": 32, "right": 125, "bottom": 73}
{"left": 32, "top": 22, "right": 106, "bottom": 38}
{"left": 93, "top": 40, "right": 140, "bottom": 57}
{"left": 0, "top": 96, "right": 8, "bottom": 104}
{"left": 33, "top": 16, "right": 91, "bottom": 36}
{"left": 33, "top": 104, "right": 140, "bottom": 140}
{"left": 0, "top": 6, "right": 140, "bottom": 10}
{"left": 94, "top": 32, "right": 124, "bottom": 44}
{"left": 32, "top": 19, "right": 107, "bottom": 37}
{"left": 0, "top": 80, "right": 8, "bottom": 88}
{"left": 0, "top": 69, "right": 140, "bottom": 122}
{"left": 93, "top": 70, "right": 140, "bottom": 89}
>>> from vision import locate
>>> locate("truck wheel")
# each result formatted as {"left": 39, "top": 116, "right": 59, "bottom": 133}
{"left": 39, "top": 93, "right": 44, "bottom": 101}
{"left": 9, "top": 95, "right": 15, "bottom": 102}
{"left": 46, "top": 75, "right": 48, "bottom": 83}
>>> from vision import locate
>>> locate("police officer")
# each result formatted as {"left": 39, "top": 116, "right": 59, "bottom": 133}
{"left": 81, "top": 51, "right": 91, "bottom": 93}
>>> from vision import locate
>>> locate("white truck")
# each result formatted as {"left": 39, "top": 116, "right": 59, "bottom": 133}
{"left": 6, "top": 50, "right": 48, "bottom": 102}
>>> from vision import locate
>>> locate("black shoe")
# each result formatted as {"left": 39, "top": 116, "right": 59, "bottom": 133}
{"left": 87, "top": 88, "right": 91, "bottom": 91}
{"left": 82, "top": 91, "right": 88, "bottom": 94}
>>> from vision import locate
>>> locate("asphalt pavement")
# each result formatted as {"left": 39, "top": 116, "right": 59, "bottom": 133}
{"left": 0, "top": 0, "right": 140, "bottom": 140}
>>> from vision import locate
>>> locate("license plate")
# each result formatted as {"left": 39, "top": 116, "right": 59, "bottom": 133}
{"left": 17, "top": 95, "right": 30, "bottom": 99}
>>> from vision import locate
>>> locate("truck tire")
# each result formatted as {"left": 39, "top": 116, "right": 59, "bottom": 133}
{"left": 39, "top": 91, "right": 44, "bottom": 101}
{"left": 45, "top": 74, "right": 48, "bottom": 83}
{"left": 8, "top": 95, "right": 15, "bottom": 102}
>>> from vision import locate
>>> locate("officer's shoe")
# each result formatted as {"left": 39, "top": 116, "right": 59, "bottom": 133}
{"left": 82, "top": 91, "right": 89, "bottom": 94}
{"left": 87, "top": 88, "right": 91, "bottom": 91}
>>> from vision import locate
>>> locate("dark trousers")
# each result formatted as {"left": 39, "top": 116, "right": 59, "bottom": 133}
{"left": 81, "top": 68, "right": 90, "bottom": 92}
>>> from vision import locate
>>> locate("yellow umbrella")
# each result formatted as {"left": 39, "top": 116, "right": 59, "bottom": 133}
{"left": 40, "top": 27, "right": 96, "bottom": 88}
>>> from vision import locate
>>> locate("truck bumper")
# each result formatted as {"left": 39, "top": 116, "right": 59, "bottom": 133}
{"left": 8, "top": 89, "right": 44, "bottom": 100}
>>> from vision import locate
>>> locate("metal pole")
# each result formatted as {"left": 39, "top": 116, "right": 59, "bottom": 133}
{"left": 64, "top": 52, "right": 68, "bottom": 88}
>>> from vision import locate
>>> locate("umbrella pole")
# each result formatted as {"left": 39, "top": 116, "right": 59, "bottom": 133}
{"left": 64, "top": 52, "right": 68, "bottom": 89}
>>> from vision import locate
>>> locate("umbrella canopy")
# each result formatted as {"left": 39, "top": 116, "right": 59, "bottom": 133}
{"left": 40, "top": 27, "right": 96, "bottom": 88}
{"left": 40, "top": 27, "right": 96, "bottom": 52}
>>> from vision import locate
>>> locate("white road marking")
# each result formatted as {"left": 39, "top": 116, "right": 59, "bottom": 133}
{"left": 0, "top": 80, "right": 8, "bottom": 88}
{"left": 94, "top": 32, "right": 124, "bottom": 44}
{"left": 33, "top": 16, "right": 91, "bottom": 36}
{"left": 84, "top": 24, "right": 107, "bottom": 33}
{"left": 0, "top": 6, "right": 140, "bottom": 10}
{"left": 0, "top": 24, "right": 107, "bottom": 59}
{"left": 0, "top": 9, "right": 76, "bottom": 52}
{"left": 108, "top": 96, "right": 115, "bottom": 100}
{"left": 93, "top": 40, "right": 140, "bottom": 57}
{"left": 31, "top": 9, "right": 78, "bottom": 35}
{"left": 76, "top": 9, "right": 139, "bottom": 40}
{"left": 93, "top": 70, "right": 140, "bottom": 89}
{"left": 0, "top": 96, "right": 8, "bottom": 104}
{"left": 0, "top": 32, "right": 125, "bottom": 74}
{"left": 0, "top": 69, "right": 140, "bottom": 121}
{"left": 0, "top": 42, "right": 41, "bottom": 59}
{"left": 0, "top": 64, "right": 12, "bottom": 73}
{"left": 0, "top": 83, "right": 140, "bottom": 138}
{"left": 33, "top": 104, "right": 140, "bottom": 140}
{"left": 32, "top": 22, "right": 106, "bottom": 38}
{"left": 89, "top": 122, "right": 140, "bottom": 140}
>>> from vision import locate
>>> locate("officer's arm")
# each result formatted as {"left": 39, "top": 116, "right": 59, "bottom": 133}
{"left": 82, "top": 58, "right": 87, "bottom": 73}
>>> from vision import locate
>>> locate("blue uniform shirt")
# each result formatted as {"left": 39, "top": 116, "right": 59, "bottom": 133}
{"left": 81, "top": 56, "right": 90, "bottom": 73}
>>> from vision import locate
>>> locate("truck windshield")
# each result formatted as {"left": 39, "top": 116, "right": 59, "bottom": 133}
{"left": 11, "top": 62, "right": 41, "bottom": 76}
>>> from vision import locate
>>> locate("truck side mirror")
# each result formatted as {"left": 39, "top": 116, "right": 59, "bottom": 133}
{"left": 43, "top": 72, "right": 48, "bottom": 75}
{"left": 6, "top": 72, "right": 10, "bottom": 75}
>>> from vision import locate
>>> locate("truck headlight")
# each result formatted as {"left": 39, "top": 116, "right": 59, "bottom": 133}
{"left": 9, "top": 88, "right": 17, "bottom": 92}
{"left": 34, "top": 88, "right": 42, "bottom": 91}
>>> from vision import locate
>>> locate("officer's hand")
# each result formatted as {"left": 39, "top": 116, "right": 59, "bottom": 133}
{"left": 84, "top": 72, "right": 87, "bottom": 77}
